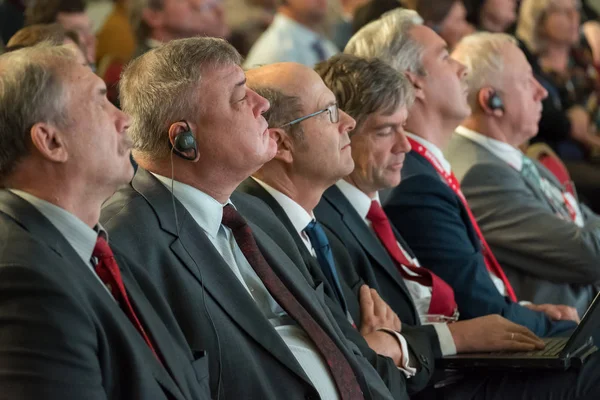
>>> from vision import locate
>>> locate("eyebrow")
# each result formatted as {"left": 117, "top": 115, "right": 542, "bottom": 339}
{"left": 98, "top": 87, "right": 108, "bottom": 96}
{"left": 234, "top": 77, "right": 247, "bottom": 89}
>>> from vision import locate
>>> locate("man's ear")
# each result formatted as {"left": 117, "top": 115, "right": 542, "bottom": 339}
{"left": 478, "top": 87, "right": 504, "bottom": 117}
{"left": 405, "top": 70, "right": 425, "bottom": 101}
{"left": 168, "top": 121, "right": 200, "bottom": 162}
{"left": 270, "top": 127, "right": 294, "bottom": 164}
{"left": 30, "top": 122, "right": 68, "bottom": 163}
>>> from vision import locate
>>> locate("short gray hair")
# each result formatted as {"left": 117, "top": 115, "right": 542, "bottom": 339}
{"left": 345, "top": 8, "right": 426, "bottom": 75}
{"left": 119, "top": 37, "right": 242, "bottom": 160}
{"left": 129, "top": 0, "right": 163, "bottom": 44}
{"left": 516, "top": 0, "right": 579, "bottom": 53}
{"left": 452, "top": 32, "right": 517, "bottom": 109}
{"left": 316, "top": 53, "right": 415, "bottom": 134}
{"left": 250, "top": 86, "right": 305, "bottom": 141}
{"left": 0, "top": 44, "right": 75, "bottom": 180}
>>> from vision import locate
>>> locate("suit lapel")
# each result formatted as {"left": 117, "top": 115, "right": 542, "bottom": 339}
{"left": 132, "top": 170, "right": 312, "bottom": 385}
{"left": 0, "top": 190, "right": 186, "bottom": 400}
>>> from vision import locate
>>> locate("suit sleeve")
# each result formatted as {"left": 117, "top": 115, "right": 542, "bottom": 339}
{"left": 384, "top": 174, "right": 557, "bottom": 337}
{"left": 0, "top": 265, "right": 107, "bottom": 400}
{"left": 461, "top": 163, "right": 600, "bottom": 284}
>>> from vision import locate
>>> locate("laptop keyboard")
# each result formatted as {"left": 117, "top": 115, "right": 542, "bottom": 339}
{"left": 521, "top": 337, "right": 568, "bottom": 357}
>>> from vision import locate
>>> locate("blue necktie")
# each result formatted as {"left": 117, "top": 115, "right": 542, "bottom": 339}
{"left": 304, "top": 220, "right": 350, "bottom": 317}
{"left": 312, "top": 40, "right": 327, "bottom": 62}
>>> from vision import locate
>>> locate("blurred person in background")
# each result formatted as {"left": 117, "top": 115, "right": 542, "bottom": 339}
{"left": 244, "top": 0, "right": 339, "bottom": 67}
{"left": 95, "top": 0, "right": 136, "bottom": 65}
{"left": 225, "top": 0, "right": 276, "bottom": 56}
{"left": 463, "top": 0, "right": 518, "bottom": 33}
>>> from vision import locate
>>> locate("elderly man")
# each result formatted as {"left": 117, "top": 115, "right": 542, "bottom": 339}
{"left": 445, "top": 32, "right": 600, "bottom": 314}
{"left": 345, "top": 8, "right": 580, "bottom": 337}
{"left": 0, "top": 44, "right": 210, "bottom": 400}
{"left": 128, "top": 0, "right": 230, "bottom": 58}
{"left": 101, "top": 36, "right": 400, "bottom": 400}
{"left": 244, "top": 0, "right": 339, "bottom": 67}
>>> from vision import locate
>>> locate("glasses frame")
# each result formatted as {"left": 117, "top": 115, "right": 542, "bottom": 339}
{"left": 279, "top": 103, "right": 339, "bottom": 128}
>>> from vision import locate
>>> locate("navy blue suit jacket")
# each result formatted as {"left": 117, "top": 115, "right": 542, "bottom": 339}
{"left": 383, "top": 151, "right": 575, "bottom": 337}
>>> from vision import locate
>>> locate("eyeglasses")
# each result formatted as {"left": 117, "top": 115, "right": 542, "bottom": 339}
{"left": 280, "top": 103, "right": 339, "bottom": 128}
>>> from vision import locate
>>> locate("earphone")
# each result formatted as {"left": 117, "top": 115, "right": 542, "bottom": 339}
{"left": 172, "top": 120, "right": 198, "bottom": 161}
{"left": 488, "top": 91, "right": 505, "bottom": 112}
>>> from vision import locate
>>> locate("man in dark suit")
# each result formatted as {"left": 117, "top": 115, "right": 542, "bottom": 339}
{"left": 101, "top": 37, "right": 401, "bottom": 400}
{"left": 314, "top": 47, "right": 600, "bottom": 399}
{"left": 0, "top": 44, "right": 210, "bottom": 399}
{"left": 345, "top": 7, "right": 580, "bottom": 338}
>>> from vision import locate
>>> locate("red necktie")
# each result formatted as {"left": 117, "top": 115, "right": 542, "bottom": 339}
{"left": 367, "top": 201, "right": 458, "bottom": 318}
{"left": 93, "top": 236, "right": 161, "bottom": 361}
{"left": 221, "top": 205, "right": 364, "bottom": 400}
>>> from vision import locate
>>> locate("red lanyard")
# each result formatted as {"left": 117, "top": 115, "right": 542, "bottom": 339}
{"left": 407, "top": 137, "right": 518, "bottom": 302}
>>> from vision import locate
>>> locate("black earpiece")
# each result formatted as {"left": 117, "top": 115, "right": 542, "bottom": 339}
{"left": 172, "top": 120, "right": 198, "bottom": 161}
{"left": 488, "top": 91, "right": 504, "bottom": 111}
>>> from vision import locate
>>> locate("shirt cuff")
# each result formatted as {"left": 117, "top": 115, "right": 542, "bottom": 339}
{"left": 377, "top": 328, "right": 417, "bottom": 377}
{"left": 432, "top": 323, "right": 457, "bottom": 356}
{"left": 519, "top": 300, "right": 532, "bottom": 306}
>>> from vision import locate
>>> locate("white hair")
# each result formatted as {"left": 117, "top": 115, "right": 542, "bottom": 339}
{"left": 345, "top": 9, "right": 426, "bottom": 75}
{"left": 452, "top": 32, "right": 517, "bottom": 109}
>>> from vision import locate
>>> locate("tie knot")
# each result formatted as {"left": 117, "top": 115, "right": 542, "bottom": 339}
{"left": 93, "top": 235, "right": 113, "bottom": 259}
{"left": 366, "top": 200, "right": 387, "bottom": 223}
{"left": 221, "top": 204, "right": 247, "bottom": 230}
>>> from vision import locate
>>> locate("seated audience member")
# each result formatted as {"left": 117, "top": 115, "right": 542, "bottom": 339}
{"left": 446, "top": 32, "right": 600, "bottom": 314}
{"left": 244, "top": 0, "right": 339, "bottom": 68}
{"left": 101, "top": 36, "right": 401, "bottom": 400}
{"left": 6, "top": 23, "right": 88, "bottom": 65}
{"left": 404, "top": 0, "right": 475, "bottom": 50}
{"left": 313, "top": 50, "right": 600, "bottom": 400}
{"left": 95, "top": 0, "right": 136, "bottom": 64}
{"left": 345, "top": 9, "right": 582, "bottom": 333}
{"left": 25, "top": 0, "right": 96, "bottom": 67}
{"left": 224, "top": 0, "right": 276, "bottom": 56}
{"left": 352, "top": 0, "right": 403, "bottom": 33}
{"left": 463, "top": 0, "right": 518, "bottom": 32}
{"left": 517, "top": 0, "right": 600, "bottom": 212}
{"left": 0, "top": 44, "right": 210, "bottom": 400}
{"left": 330, "top": 0, "right": 371, "bottom": 50}
{"left": 128, "top": 0, "right": 229, "bottom": 58}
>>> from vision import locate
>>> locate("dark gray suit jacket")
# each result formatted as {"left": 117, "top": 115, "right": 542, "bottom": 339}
{"left": 101, "top": 168, "right": 399, "bottom": 400}
{"left": 236, "top": 177, "right": 434, "bottom": 395}
{"left": 446, "top": 134, "right": 598, "bottom": 314}
{"left": 0, "top": 190, "right": 210, "bottom": 400}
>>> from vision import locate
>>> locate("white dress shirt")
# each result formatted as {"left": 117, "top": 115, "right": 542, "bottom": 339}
{"left": 244, "top": 13, "right": 339, "bottom": 68}
{"left": 335, "top": 179, "right": 457, "bottom": 356}
{"left": 9, "top": 189, "right": 113, "bottom": 298}
{"left": 152, "top": 174, "right": 340, "bottom": 399}
{"left": 253, "top": 178, "right": 418, "bottom": 375}
{"left": 454, "top": 126, "right": 584, "bottom": 227}
{"left": 406, "top": 132, "right": 509, "bottom": 298}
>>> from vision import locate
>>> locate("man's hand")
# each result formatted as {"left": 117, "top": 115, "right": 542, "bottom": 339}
{"left": 359, "top": 285, "right": 402, "bottom": 335}
{"left": 523, "top": 303, "right": 580, "bottom": 323}
{"left": 363, "top": 331, "right": 403, "bottom": 366}
{"left": 448, "top": 314, "right": 546, "bottom": 353}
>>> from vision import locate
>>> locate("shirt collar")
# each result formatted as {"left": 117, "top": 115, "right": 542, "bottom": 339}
{"left": 335, "top": 179, "right": 379, "bottom": 221}
{"left": 9, "top": 189, "right": 101, "bottom": 263}
{"left": 454, "top": 125, "right": 524, "bottom": 171}
{"left": 406, "top": 132, "right": 452, "bottom": 173}
{"left": 252, "top": 177, "right": 315, "bottom": 235}
{"left": 152, "top": 173, "right": 232, "bottom": 239}
{"left": 272, "top": 13, "right": 322, "bottom": 43}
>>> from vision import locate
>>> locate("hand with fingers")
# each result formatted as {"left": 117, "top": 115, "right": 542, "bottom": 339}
{"left": 523, "top": 303, "right": 580, "bottom": 323}
{"left": 448, "top": 314, "right": 546, "bottom": 354}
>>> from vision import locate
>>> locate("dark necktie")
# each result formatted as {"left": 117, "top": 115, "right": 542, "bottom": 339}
{"left": 93, "top": 236, "right": 161, "bottom": 361}
{"left": 303, "top": 220, "right": 350, "bottom": 319}
{"left": 221, "top": 205, "right": 364, "bottom": 400}
{"left": 312, "top": 40, "right": 327, "bottom": 62}
{"left": 366, "top": 201, "right": 458, "bottom": 318}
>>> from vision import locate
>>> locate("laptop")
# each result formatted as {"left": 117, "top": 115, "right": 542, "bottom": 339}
{"left": 439, "top": 293, "right": 600, "bottom": 371}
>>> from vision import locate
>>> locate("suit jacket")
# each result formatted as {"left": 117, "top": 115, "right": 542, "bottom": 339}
{"left": 445, "top": 134, "right": 598, "bottom": 315}
{"left": 101, "top": 168, "right": 400, "bottom": 400}
{"left": 237, "top": 177, "right": 434, "bottom": 395}
{"left": 384, "top": 151, "right": 576, "bottom": 337}
{"left": 0, "top": 190, "right": 210, "bottom": 400}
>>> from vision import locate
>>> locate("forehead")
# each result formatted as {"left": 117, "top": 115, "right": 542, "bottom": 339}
{"left": 63, "top": 61, "right": 103, "bottom": 97}
{"left": 411, "top": 25, "right": 446, "bottom": 56}
{"left": 358, "top": 104, "right": 408, "bottom": 132}
{"left": 200, "top": 63, "right": 244, "bottom": 90}
{"left": 501, "top": 43, "right": 531, "bottom": 75}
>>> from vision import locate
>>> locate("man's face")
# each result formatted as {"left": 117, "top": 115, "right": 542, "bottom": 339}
{"left": 194, "top": 64, "right": 275, "bottom": 178}
{"left": 498, "top": 43, "right": 548, "bottom": 146}
{"left": 542, "top": 0, "right": 581, "bottom": 46}
{"left": 57, "top": 12, "right": 96, "bottom": 63}
{"left": 438, "top": 1, "right": 474, "bottom": 50}
{"left": 284, "top": 0, "right": 329, "bottom": 23}
{"left": 348, "top": 105, "right": 411, "bottom": 196}
{"left": 61, "top": 61, "right": 133, "bottom": 192}
{"left": 411, "top": 25, "right": 471, "bottom": 122}
{"left": 160, "top": 0, "right": 230, "bottom": 39}
{"left": 481, "top": 0, "right": 517, "bottom": 32}
{"left": 286, "top": 68, "right": 356, "bottom": 186}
